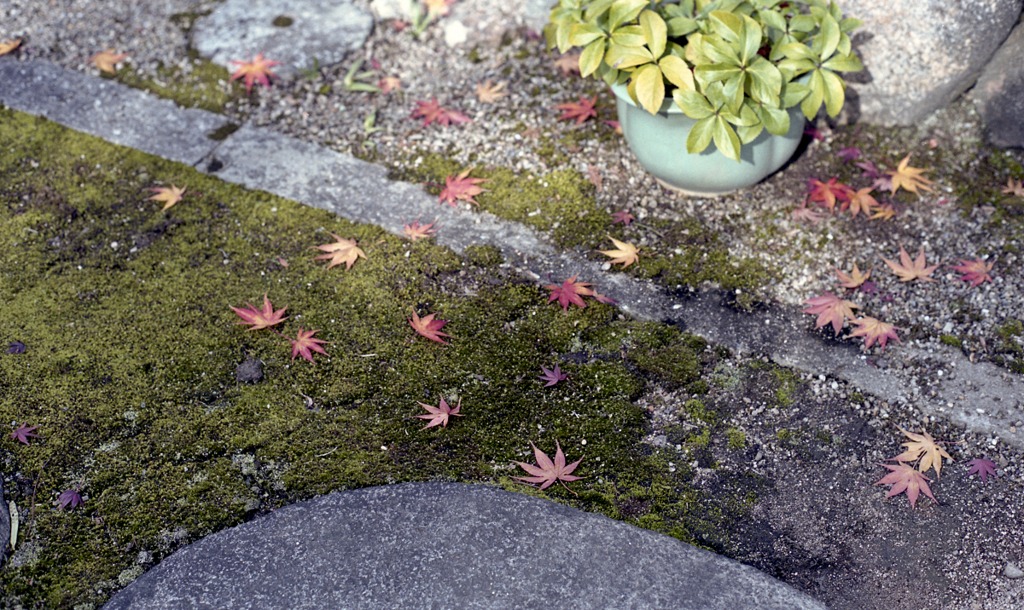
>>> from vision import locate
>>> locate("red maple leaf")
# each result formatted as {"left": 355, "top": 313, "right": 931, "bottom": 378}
{"left": 876, "top": 463, "right": 936, "bottom": 509}
{"left": 289, "top": 328, "right": 328, "bottom": 362}
{"left": 231, "top": 295, "right": 288, "bottom": 331}
{"left": 514, "top": 440, "right": 583, "bottom": 491}
{"left": 611, "top": 210, "right": 635, "bottom": 226}
{"left": 10, "top": 423, "right": 39, "bottom": 445}
{"left": 438, "top": 169, "right": 487, "bottom": 206}
{"left": 538, "top": 364, "right": 568, "bottom": 387}
{"left": 802, "top": 292, "right": 859, "bottom": 336}
{"left": 409, "top": 309, "right": 450, "bottom": 344}
{"left": 416, "top": 396, "right": 463, "bottom": 429}
{"left": 951, "top": 258, "right": 994, "bottom": 287}
{"left": 849, "top": 316, "right": 900, "bottom": 351}
{"left": 556, "top": 96, "right": 598, "bottom": 124}
{"left": 806, "top": 178, "right": 854, "bottom": 212}
{"left": 412, "top": 98, "right": 471, "bottom": 127}
{"left": 966, "top": 457, "right": 997, "bottom": 483}
{"left": 545, "top": 276, "right": 594, "bottom": 310}
{"left": 230, "top": 53, "right": 281, "bottom": 93}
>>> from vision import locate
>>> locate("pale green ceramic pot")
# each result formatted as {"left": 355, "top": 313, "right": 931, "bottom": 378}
{"left": 610, "top": 82, "right": 805, "bottom": 196}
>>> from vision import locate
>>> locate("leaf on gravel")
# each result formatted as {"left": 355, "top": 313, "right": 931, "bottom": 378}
{"left": 835, "top": 264, "right": 871, "bottom": 289}
{"left": 314, "top": 234, "right": 367, "bottom": 270}
{"left": 556, "top": 96, "right": 598, "bottom": 125}
{"left": 0, "top": 38, "right": 23, "bottom": 56}
{"left": 147, "top": 185, "right": 186, "bottom": 211}
{"left": 403, "top": 220, "right": 437, "bottom": 241}
{"left": 229, "top": 53, "right": 280, "bottom": 93}
{"left": 424, "top": 0, "right": 456, "bottom": 16}
{"left": 849, "top": 316, "right": 900, "bottom": 351}
{"left": 892, "top": 428, "right": 952, "bottom": 477}
{"left": 231, "top": 295, "right": 288, "bottom": 331}
{"left": 514, "top": 440, "right": 583, "bottom": 491}
{"left": 412, "top": 98, "right": 471, "bottom": 127}
{"left": 611, "top": 210, "right": 635, "bottom": 226}
{"left": 966, "top": 457, "right": 997, "bottom": 483}
{"left": 845, "top": 187, "right": 879, "bottom": 218}
{"left": 951, "top": 258, "right": 994, "bottom": 288}
{"left": 57, "top": 489, "right": 84, "bottom": 511}
{"left": 807, "top": 178, "right": 853, "bottom": 212}
{"left": 538, "top": 364, "right": 568, "bottom": 387}
{"left": 10, "top": 424, "right": 39, "bottom": 445}
{"left": 409, "top": 309, "right": 450, "bottom": 344}
{"left": 438, "top": 169, "right": 487, "bottom": 206}
{"left": 553, "top": 52, "right": 581, "bottom": 75}
{"left": 546, "top": 276, "right": 594, "bottom": 311}
{"left": 887, "top": 154, "right": 933, "bottom": 195}
{"left": 802, "top": 292, "right": 859, "bottom": 336}
{"left": 378, "top": 75, "right": 402, "bottom": 94}
{"left": 836, "top": 146, "right": 861, "bottom": 161}
{"left": 416, "top": 396, "right": 462, "bottom": 429}
{"left": 599, "top": 236, "right": 640, "bottom": 268}
{"left": 884, "top": 245, "right": 938, "bottom": 282}
{"left": 869, "top": 203, "right": 896, "bottom": 221}
{"left": 1002, "top": 177, "right": 1024, "bottom": 198}
{"left": 791, "top": 204, "right": 825, "bottom": 224}
{"left": 475, "top": 79, "right": 507, "bottom": 103}
{"left": 289, "top": 328, "right": 328, "bottom": 362}
{"left": 91, "top": 49, "right": 128, "bottom": 74}
{"left": 875, "top": 463, "right": 936, "bottom": 509}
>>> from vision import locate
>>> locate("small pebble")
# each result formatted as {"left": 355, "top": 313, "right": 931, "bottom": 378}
{"left": 1004, "top": 562, "right": 1024, "bottom": 579}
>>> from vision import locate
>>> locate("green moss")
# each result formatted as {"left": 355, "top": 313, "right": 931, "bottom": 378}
{"left": 683, "top": 399, "right": 719, "bottom": 426}
{"left": 725, "top": 427, "right": 746, "bottom": 449}
{"left": 687, "top": 428, "right": 712, "bottom": 449}
{"left": 463, "top": 244, "right": 503, "bottom": 267}
{"left": 940, "top": 334, "right": 963, "bottom": 348}
{"left": 115, "top": 59, "right": 236, "bottom": 113}
{"left": 776, "top": 428, "right": 797, "bottom": 443}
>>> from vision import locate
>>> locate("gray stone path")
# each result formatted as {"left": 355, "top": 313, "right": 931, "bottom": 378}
{"left": 103, "top": 482, "right": 826, "bottom": 610}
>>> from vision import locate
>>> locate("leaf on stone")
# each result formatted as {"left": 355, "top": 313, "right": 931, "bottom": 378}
{"left": 802, "top": 292, "right": 859, "bottom": 336}
{"left": 0, "top": 38, "right": 23, "bottom": 56}
{"left": 514, "top": 440, "right": 583, "bottom": 491}
{"left": 611, "top": 210, "right": 635, "bottom": 226}
{"left": 835, "top": 264, "right": 871, "bottom": 289}
{"left": 231, "top": 295, "right": 288, "bottom": 331}
{"left": 412, "top": 98, "right": 471, "bottom": 127}
{"left": 148, "top": 185, "right": 186, "bottom": 211}
{"left": 314, "top": 234, "right": 367, "bottom": 270}
{"left": 951, "top": 258, "right": 994, "bottom": 288}
{"left": 475, "top": 79, "right": 507, "bottom": 104}
{"left": 10, "top": 424, "right": 39, "bottom": 445}
{"left": 229, "top": 53, "right": 281, "bottom": 93}
{"left": 416, "top": 396, "right": 462, "bottom": 429}
{"left": 887, "top": 154, "right": 933, "bottom": 195}
{"left": 556, "top": 96, "right": 598, "bottom": 125}
{"left": 875, "top": 463, "right": 936, "bottom": 509}
{"left": 966, "top": 457, "right": 997, "bottom": 483}
{"left": 403, "top": 220, "right": 437, "bottom": 241}
{"left": 1002, "top": 177, "right": 1024, "bottom": 198}
{"left": 289, "top": 328, "right": 328, "bottom": 362}
{"left": 58, "top": 489, "right": 84, "bottom": 510}
{"left": 599, "top": 236, "right": 640, "bottom": 268}
{"left": 806, "top": 178, "right": 853, "bottom": 212}
{"left": 546, "top": 275, "right": 594, "bottom": 311}
{"left": 91, "top": 49, "right": 128, "bottom": 74}
{"left": 538, "top": 364, "right": 568, "bottom": 387}
{"left": 884, "top": 245, "right": 938, "bottom": 282}
{"left": 849, "top": 316, "right": 900, "bottom": 351}
{"left": 892, "top": 428, "right": 952, "bottom": 477}
{"left": 438, "top": 169, "right": 487, "bottom": 206}
{"left": 409, "top": 309, "right": 450, "bottom": 344}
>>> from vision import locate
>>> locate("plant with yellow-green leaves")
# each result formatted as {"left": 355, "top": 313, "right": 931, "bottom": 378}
{"left": 545, "top": 0, "right": 862, "bottom": 161}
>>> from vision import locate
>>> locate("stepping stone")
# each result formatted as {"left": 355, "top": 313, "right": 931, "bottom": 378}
{"left": 104, "top": 482, "right": 824, "bottom": 609}
{"left": 193, "top": 0, "right": 374, "bottom": 74}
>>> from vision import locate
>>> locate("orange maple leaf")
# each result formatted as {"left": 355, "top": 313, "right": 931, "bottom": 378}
{"left": 514, "top": 440, "right": 583, "bottom": 492}
{"left": 845, "top": 187, "right": 879, "bottom": 218}
{"left": 403, "top": 220, "right": 437, "bottom": 241}
{"left": 91, "top": 49, "right": 128, "bottom": 74}
{"left": 887, "top": 154, "right": 933, "bottom": 195}
{"left": 1002, "top": 177, "right": 1024, "bottom": 198}
{"left": 869, "top": 203, "right": 897, "bottom": 221}
{"left": 0, "top": 38, "right": 23, "bottom": 56}
{"left": 892, "top": 428, "right": 952, "bottom": 478}
{"left": 883, "top": 245, "right": 938, "bottom": 282}
{"left": 416, "top": 396, "right": 463, "bottom": 429}
{"left": 289, "top": 328, "right": 328, "bottom": 362}
{"left": 423, "top": 0, "right": 456, "bottom": 16}
{"left": 802, "top": 292, "right": 859, "bottom": 336}
{"left": 229, "top": 53, "right": 281, "bottom": 93}
{"left": 546, "top": 276, "right": 595, "bottom": 311}
{"left": 378, "top": 75, "right": 402, "bottom": 94}
{"left": 598, "top": 236, "right": 640, "bottom": 268}
{"left": 806, "top": 178, "right": 854, "bottom": 212}
{"left": 412, "top": 98, "right": 471, "bottom": 127}
{"left": 230, "top": 295, "right": 287, "bottom": 331}
{"left": 552, "top": 52, "right": 581, "bottom": 76}
{"left": 409, "top": 309, "right": 450, "bottom": 344}
{"left": 876, "top": 463, "right": 936, "bottom": 509}
{"left": 475, "top": 79, "right": 507, "bottom": 103}
{"left": 849, "top": 316, "right": 900, "bottom": 351}
{"left": 148, "top": 185, "right": 186, "bottom": 211}
{"left": 438, "top": 169, "right": 487, "bottom": 206}
{"left": 951, "top": 258, "right": 994, "bottom": 287}
{"left": 835, "top": 264, "right": 871, "bottom": 289}
{"left": 313, "top": 234, "right": 367, "bottom": 270}
{"left": 556, "top": 96, "right": 598, "bottom": 124}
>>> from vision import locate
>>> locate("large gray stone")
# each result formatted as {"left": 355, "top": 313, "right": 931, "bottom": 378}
{"left": 840, "top": 0, "right": 1023, "bottom": 125}
{"left": 971, "top": 22, "right": 1024, "bottom": 148}
{"left": 104, "top": 482, "right": 825, "bottom": 609}
{"left": 193, "top": 0, "right": 374, "bottom": 73}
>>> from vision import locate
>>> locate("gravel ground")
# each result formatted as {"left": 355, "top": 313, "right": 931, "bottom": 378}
{"left": 3, "top": 1, "right": 1024, "bottom": 609}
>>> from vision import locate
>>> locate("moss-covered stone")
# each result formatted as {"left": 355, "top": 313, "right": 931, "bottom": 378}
{"left": 115, "top": 59, "right": 238, "bottom": 114}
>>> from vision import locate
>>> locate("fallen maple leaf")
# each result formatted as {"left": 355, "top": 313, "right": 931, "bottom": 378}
{"left": 412, "top": 98, "right": 471, "bottom": 127}
{"left": 884, "top": 245, "right": 938, "bottom": 282}
{"left": 604, "top": 120, "right": 622, "bottom": 134}
{"left": 409, "top": 309, "right": 450, "bottom": 344}
{"left": 791, "top": 204, "right": 825, "bottom": 224}
{"left": 289, "top": 328, "right": 328, "bottom": 362}
{"left": 416, "top": 396, "right": 462, "bottom": 429}
{"left": 10, "top": 424, "right": 39, "bottom": 445}
{"left": 869, "top": 203, "right": 897, "bottom": 221}
{"left": 378, "top": 75, "right": 402, "bottom": 94}
{"left": 229, "top": 53, "right": 281, "bottom": 93}
{"left": 403, "top": 220, "right": 437, "bottom": 241}
{"left": 845, "top": 187, "right": 879, "bottom": 218}
{"left": 546, "top": 276, "right": 594, "bottom": 311}
{"left": 556, "top": 96, "right": 598, "bottom": 125}
{"left": 475, "top": 79, "right": 507, "bottom": 104}
{"left": 807, "top": 178, "right": 853, "bottom": 212}
{"left": 0, "top": 37, "right": 23, "bottom": 56}
{"left": 1002, "top": 177, "right": 1024, "bottom": 198}
{"left": 856, "top": 160, "right": 892, "bottom": 193}
{"left": 91, "top": 49, "right": 128, "bottom": 74}
{"left": 148, "top": 185, "right": 186, "bottom": 211}
{"left": 599, "top": 236, "right": 640, "bottom": 268}
{"left": 892, "top": 428, "right": 952, "bottom": 477}
{"left": 876, "top": 463, "right": 936, "bottom": 509}
{"left": 6, "top": 340, "right": 26, "bottom": 354}
{"left": 314, "top": 234, "right": 367, "bottom": 270}
{"left": 611, "top": 210, "right": 635, "bottom": 226}
{"left": 836, "top": 146, "right": 861, "bottom": 161}
{"left": 966, "top": 457, "right": 997, "bottom": 483}
{"left": 835, "top": 264, "right": 871, "bottom": 289}
{"left": 58, "top": 489, "right": 84, "bottom": 510}
{"left": 231, "top": 295, "right": 288, "bottom": 331}
{"left": 514, "top": 440, "right": 583, "bottom": 491}
{"left": 423, "top": 0, "right": 456, "bottom": 16}
{"left": 951, "top": 258, "right": 994, "bottom": 288}
{"left": 552, "top": 52, "right": 581, "bottom": 75}
{"left": 438, "top": 169, "right": 486, "bottom": 206}
{"left": 802, "top": 292, "right": 859, "bottom": 336}
{"left": 849, "top": 316, "right": 900, "bottom": 351}
{"left": 888, "top": 154, "right": 933, "bottom": 196}
{"left": 538, "top": 364, "right": 568, "bottom": 387}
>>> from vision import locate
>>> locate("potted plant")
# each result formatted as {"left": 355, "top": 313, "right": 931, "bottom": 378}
{"left": 545, "top": 0, "right": 863, "bottom": 194}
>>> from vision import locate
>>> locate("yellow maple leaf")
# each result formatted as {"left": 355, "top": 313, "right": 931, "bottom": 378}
{"left": 892, "top": 428, "right": 952, "bottom": 478}
{"left": 599, "top": 236, "right": 640, "bottom": 268}
{"left": 883, "top": 245, "right": 938, "bottom": 283}
{"left": 313, "top": 234, "right": 366, "bottom": 270}
{"left": 148, "top": 185, "right": 186, "bottom": 211}
{"left": 887, "top": 154, "right": 933, "bottom": 196}
{"left": 1002, "top": 177, "right": 1024, "bottom": 198}
{"left": 834, "top": 263, "right": 870, "bottom": 289}
{"left": 0, "top": 38, "right": 23, "bottom": 56}
{"left": 91, "top": 49, "right": 128, "bottom": 74}
{"left": 475, "top": 79, "right": 507, "bottom": 104}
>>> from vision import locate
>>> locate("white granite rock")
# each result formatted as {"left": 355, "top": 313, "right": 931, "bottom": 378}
{"left": 971, "top": 22, "right": 1024, "bottom": 148}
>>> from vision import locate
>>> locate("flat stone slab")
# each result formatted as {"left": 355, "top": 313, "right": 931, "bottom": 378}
{"left": 0, "top": 58, "right": 225, "bottom": 167}
{"left": 104, "top": 482, "right": 824, "bottom": 610}
{"left": 193, "top": 0, "right": 374, "bottom": 73}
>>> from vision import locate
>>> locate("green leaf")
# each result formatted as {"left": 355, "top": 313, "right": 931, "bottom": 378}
{"left": 695, "top": 63, "right": 741, "bottom": 87}
{"left": 610, "top": 26, "right": 646, "bottom": 47}
{"left": 757, "top": 8, "right": 787, "bottom": 32}
{"left": 739, "top": 15, "right": 763, "bottom": 65}
{"left": 737, "top": 122, "right": 764, "bottom": 144}
{"left": 778, "top": 42, "right": 816, "bottom": 62}
{"left": 712, "top": 116, "right": 742, "bottom": 161}
{"left": 790, "top": 14, "right": 817, "bottom": 33}
{"left": 674, "top": 89, "right": 715, "bottom": 119}
{"left": 818, "top": 14, "right": 841, "bottom": 60}
{"left": 608, "top": 0, "right": 648, "bottom": 30}
{"left": 782, "top": 81, "right": 809, "bottom": 107}
{"left": 821, "top": 68, "right": 846, "bottom": 116}
{"left": 666, "top": 16, "right": 699, "bottom": 37}
{"left": 702, "top": 37, "right": 741, "bottom": 65}
{"left": 800, "top": 69, "right": 825, "bottom": 118}
{"left": 759, "top": 104, "right": 790, "bottom": 135}
{"left": 659, "top": 55, "right": 695, "bottom": 91}
{"left": 746, "top": 56, "right": 782, "bottom": 96}
{"left": 569, "top": 23, "right": 607, "bottom": 47}
{"left": 721, "top": 73, "right": 745, "bottom": 113}
{"left": 709, "top": 11, "right": 744, "bottom": 43}
{"left": 639, "top": 10, "right": 668, "bottom": 58}
{"left": 580, "top": 39, "right": 606, "bottom": 77}
{"left": 632, "top": 64, "right": 666, "bottom": 114}
{"left": 686, "top": 115, "right": 716, "bottom": 154}
{"left": 823, "top": 53, "right": 863, "bottom": 73}
{"left": 583, "top": 0, "right": 616, "bottom": 22}
{"left": 605, "top": 43, "right": 654, "bottom": 69}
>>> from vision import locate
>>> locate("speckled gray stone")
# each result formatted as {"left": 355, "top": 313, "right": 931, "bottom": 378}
{"left": 193, "top": 0, "right": 373, "bottom": 73}
{"left": 0, "top": 58, "right": 226, "bottom": 166}
{"left": 0, "top": 480, "right": 8, "bottom": 569}
{"left": 103, "top": 482, "right": 826, "bottom": 610}
{"left": 972, "top": 22, "right": 1024, "bottom": 148}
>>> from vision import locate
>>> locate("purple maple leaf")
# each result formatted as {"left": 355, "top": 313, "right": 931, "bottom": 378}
{"left": 58, "top": 489, "right": 83, "bottom": 510}
{"left": 539, "top": 364, "right": 568, "bottom": 387}
{"left": 10, "top": 424, "right": 39, "bottom": 445}
{"left": 611, "top": 210, "right": 635, "bottom": 226}
{"left": 837, "top": 146, "right": 861, "bottom": 162}
{"left": 967, "top": 457, "right": 997, "bottom": 483}
{"left": 6, "top": 340, "right": 26, "bottom": 354}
